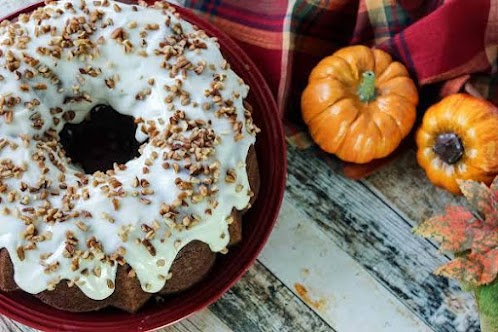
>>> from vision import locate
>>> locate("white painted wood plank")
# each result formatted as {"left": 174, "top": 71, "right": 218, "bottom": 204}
{"left": 210, "top": 261, "right": 334, "bottom": 332}
{"left": 160, "top": 309, "right": 232, "bottom": 332}
{"left": 0, "top": 315, "right": 36, "bottom": 332}
{"left": 259, "top": 197, "right": 431, "bottom": 332}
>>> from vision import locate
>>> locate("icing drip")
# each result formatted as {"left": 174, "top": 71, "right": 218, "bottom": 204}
{"left": 0, "top": 0, "right": 257, "bottom": 300}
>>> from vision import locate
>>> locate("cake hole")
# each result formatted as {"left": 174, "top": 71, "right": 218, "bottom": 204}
{"left": 60, "top": 105, "right": 142, "bottom": 174}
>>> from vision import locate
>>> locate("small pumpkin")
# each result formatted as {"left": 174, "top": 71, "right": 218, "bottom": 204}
{"left": 416, "top": 93, "right": 498, "bottom": 194}
{"left": 301, "top": 45, "right": 419, "bottom": 164}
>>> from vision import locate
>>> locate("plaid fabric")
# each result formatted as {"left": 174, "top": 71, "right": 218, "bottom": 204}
{"left": 182, "top": 0, "right": 497, "bottom": 174}
{"left": 183, "top": 0, "right": 497, "bottom": 114}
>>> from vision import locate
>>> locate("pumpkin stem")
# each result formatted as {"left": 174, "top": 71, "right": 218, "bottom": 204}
{"left": 357, "top": 71, "right": 377, "bottom": 103}
{"left": 433, "top": 133, "right": 464, "bottom": 165}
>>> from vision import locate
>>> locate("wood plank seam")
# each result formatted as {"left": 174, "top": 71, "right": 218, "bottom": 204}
{"left": 254, "top": 259, "right": 338, "bottom": 332}
{"left": 285, "top": 144, "right": 478, "bottom": 331}
{"left": 209, "top": 261, "right": 336, "bottom": 332}
{"left": 259, "top": 198, "right": 432, "bottom": 332}
{"left": 357, "top": 180, "right": 454, "bottom": 261}
{"left": 285, "top": 175, "right": 474, "bottom": 331}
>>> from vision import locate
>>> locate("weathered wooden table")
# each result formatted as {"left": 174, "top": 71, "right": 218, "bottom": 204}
{"left": 0, "top": 1, "right": 479, "bottom": 331}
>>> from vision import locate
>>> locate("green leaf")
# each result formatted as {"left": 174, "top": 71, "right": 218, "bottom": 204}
{"left": 476, "top": 282, "right": 498, "bottom": 317}
{"left": 476, "top": 282, "right": 498, "bottom": 332}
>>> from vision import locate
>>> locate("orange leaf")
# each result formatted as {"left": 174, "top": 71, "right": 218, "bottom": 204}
{"left": 435, "top": 257, "right": 481, "bottom": 284}
{"left": 416, "top": 177, "right": 498, "bottom": 286}
{"left": 415, "top": 206, "right": 476, "bottom": 253}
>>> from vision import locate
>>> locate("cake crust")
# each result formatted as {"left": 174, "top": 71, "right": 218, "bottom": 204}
{"left": 0, "top": 0, "right": 260, "bottom": 313}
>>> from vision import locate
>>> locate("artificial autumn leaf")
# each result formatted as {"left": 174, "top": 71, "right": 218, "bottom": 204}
{"left": 435, "top": 250, "right": 498, "bottom": 285}
{"left": 415, "top": 179, "right": 498, "bottom": 286}
{"left": 415, "top": 206, "right": 476, "bottom": 253}
{"left": 459, "top": 179, "right": 498, "bottom": 227}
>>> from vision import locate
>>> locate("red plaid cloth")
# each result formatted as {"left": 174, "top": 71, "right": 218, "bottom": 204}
{"left": 183, "top": 0, "right": 498, "bottom": 174}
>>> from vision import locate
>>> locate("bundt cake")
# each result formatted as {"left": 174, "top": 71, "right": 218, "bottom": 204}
{"left": 0, "top": 0, "right": 259, "bottom": 312}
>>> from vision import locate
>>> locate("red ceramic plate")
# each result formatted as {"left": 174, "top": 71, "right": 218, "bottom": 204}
{"left": 0, "top": 2, "right": 286, "bottom": 331}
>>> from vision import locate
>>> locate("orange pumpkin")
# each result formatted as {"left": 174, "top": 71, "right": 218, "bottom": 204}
{"left": 301, "top": 45, "right": 419, "bottom": 164}
{"left": 416, "top": 94, "right": 498, "bottom": 194}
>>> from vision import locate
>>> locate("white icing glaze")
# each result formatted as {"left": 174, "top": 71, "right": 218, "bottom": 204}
{"left": 0, "top": 0, "right": 257, "bottom": 300}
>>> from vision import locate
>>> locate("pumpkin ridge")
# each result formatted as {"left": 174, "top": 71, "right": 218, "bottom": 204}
{"left": 309, "top": 69, "right": 356, "bottom": 87}
{"left": 370, "top": 109, "right": 404, "bottom": 154}
{"left": 374, "top": 106, "right": 405, "bottom": 128}
{"left": 375, "top": 62, "right": 411, "bottom": 85}
{"left": 375, "top": 91, "right": 414, "bottom": 107}
{"left": 331, "top": 54, "right": 361, "bottom": 81}
{"left": 376, "top": 79, "right": 419, "bottom": 105}
{"left": 336, "top": 111, "right": 371, "bottom": 162}
{"left": 309, "top": 108, "right": 355, "bottom": 154}
{"left": 374, "top": 95, "right": 416, "bottom": 133}
{"left": 367, "top": 112, "right": 387, "bottom": 158}
{"left": 372, "top": 61, "right": 388, "bottom": 80}
{"left": 310, "top": 75, "right": 354, "bottom": 86}
{"left": 456, "top": 114, "right": 498, "bottom": 171}
{"left": 309, "top": 55, "right": 357, "bottom": 86}
{"left": 304, "top": 95, "right": 355, "bottom": 126}
{"left": 376, "top": 70, "right": 409, "bottom": 85}
{"left": 332, "top": 106, "right": 364, "bottom": 155}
